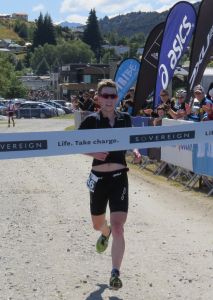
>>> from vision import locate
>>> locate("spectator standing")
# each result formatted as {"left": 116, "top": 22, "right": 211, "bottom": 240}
{"left": 120, "top": 87, "right": 135, "bottom": 115}
{"left": 158, "top": 89, "right": 175, "bottom": 110}
{"left": 143, "top": 89, "right": 174, "bottom": 118}
{"left": 93, "top": 92, "right": 101, "bottom": 112}
{"left": 167, "top": 89, "right": 187, "bottom": 120}
{"left": 81, "top": 92, "right": 95, "bottom": 112}
{"left": 203, "top": 88, "right": 213, "bottom": 121}
{"left": 153, "top": 104, "right": 168, "bottom": 126}
{"left": 207, "top": 82, "right": 213, "bottom": 100}
{"left": 89, "top": 88, "right": 96, "bottom": 99}
{"left": 186, "top": 85, "right": 212, "bottom": 121}
{"left": 77, "top": 91, "right": 84, "bottom": 109}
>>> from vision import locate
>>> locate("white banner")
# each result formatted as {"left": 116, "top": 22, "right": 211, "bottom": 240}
{"left": 0, "top": 121, "right": 213, "bottom": 160}
{"left": 161, "top": 119, "right": 194, "bottom": 171}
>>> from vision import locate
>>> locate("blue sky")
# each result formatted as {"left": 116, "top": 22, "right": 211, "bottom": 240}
{"left": 0, "top": 0, "right": 197, "bottom": 24}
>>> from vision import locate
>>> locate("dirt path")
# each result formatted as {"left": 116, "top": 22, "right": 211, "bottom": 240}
{"left": 0, "top": 119, "right": 213, "bottom": 300}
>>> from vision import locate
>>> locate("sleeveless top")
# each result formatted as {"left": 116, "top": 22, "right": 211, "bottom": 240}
{"left": 78, "top": 110, "right": 132, "bottom": 166}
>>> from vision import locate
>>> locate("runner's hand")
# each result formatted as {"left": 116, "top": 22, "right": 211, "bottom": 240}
{"left": 86, "top": 152, "right": 109, "bottom": 161}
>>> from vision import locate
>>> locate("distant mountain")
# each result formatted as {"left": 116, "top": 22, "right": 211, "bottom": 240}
{"left": 59, "top": 21, "right": 84, "bottom": 28}
{"left": 99, "top": 2, "right": 200, "bottom": 38}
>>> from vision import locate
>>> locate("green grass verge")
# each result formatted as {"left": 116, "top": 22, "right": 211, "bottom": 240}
{"left": 65, "top": 125, "right": 75, "bottom": 131}
{"left": 0, "top": 120, "right": 7, "bottom": 125}
{"left": 52, "top": 114, "right": 74, "bottom": 120}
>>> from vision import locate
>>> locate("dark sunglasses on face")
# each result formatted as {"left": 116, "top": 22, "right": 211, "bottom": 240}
{"left": 99, "top": 93, "right": 117, "bottom": 99}
{"left": 160, "top": 94, "right": 168, "bottom": 97}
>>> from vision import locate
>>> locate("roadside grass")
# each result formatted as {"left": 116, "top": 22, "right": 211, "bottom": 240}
{"left": 52, "top": 114, "right": 74, "bottom": 120}
{"left": 0, "top": 121, "right": 7, "bottom": 126}
{"left": 52, "top": 114, "right": 75, "bottom": 131}
{"left": 65, "top": 125, "right": 75, "bottom": 131}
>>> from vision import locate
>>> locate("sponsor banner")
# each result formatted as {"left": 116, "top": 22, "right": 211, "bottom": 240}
{"left": 187, "top": 0, "right": 213, "bottom": 94}
{"left": 154, "top": 1, "right": 196, "bottom": 108}
{"left": 133, "top": 22, "right": 165, "bottom": 115}
{"left": 114, "top": 58, "right": 140, "bottom": 105}
{"left": 131, "top": 116, "right": 151, "bottom": 156}
{"left": 0, "top": 121, "right": 213, "bottom": 160}
{"left": 193, "top": 143, "right": 213, "bottom": 176}
{"left": 161, "top": 119, "right": 194, "bottom": 171}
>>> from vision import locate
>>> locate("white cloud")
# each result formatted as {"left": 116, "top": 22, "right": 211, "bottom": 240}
{"left": 32, "top": 4, "right": 45, "bottom": 12}
{"left": 158, "top": 0, "right": 196, "bottom": 4}
{"left": 60, "top": 0, "right": 135, "bottom": 15}
{"left": 59, "top": 0, "right": 198, "bottom": 21}
{"left": 66, "top": 14, "right": 88, "bottom": 24}
{"left": 134, "top": 3, "right": 154, "bottom": 12}
{"left": 156, "top": 0, "right": 197, "bottom": 12}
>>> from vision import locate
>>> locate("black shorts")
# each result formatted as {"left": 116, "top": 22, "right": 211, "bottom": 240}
{"left": 88, "top": 168, "right": 129, "bottom": 215}
{"left": 8, "top": 112, "right": 14, "bottom": 117}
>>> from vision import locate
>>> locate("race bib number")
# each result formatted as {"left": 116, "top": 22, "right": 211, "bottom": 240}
{"left": 87, "top": 172, "right": 99, "bottom": 192}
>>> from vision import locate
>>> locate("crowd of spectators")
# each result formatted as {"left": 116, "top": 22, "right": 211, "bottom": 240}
{"left": 27, "top": 89, "right": 54, "bottom": 101}
{"left": 71, "top": 89, "right": 100, "bottom": 112}
{"left": 71, "top": 81, "right": 213, "bottom": 124}
{"left": 137, "top": 83, "right": 213, "bottom": 123}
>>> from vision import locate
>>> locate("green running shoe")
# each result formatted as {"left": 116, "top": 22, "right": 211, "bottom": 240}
{"left": 109, "top": 269, "right": 123, "bottom": 290}
{"left": 96, "top": 227, "right": 111, "bottom": 253}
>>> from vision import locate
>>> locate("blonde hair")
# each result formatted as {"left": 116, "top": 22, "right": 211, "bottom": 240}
{"left": 97, "top": 79, "right": 117, "bottom": 95}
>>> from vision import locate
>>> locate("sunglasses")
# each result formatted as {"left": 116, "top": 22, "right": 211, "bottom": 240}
{"left": 100, "top": 93, "right": 117, "bottom": 99}
{"left": 160, "top": 94, "right": 168, "bottom": 97}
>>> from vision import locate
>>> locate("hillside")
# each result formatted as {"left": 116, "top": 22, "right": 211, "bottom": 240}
{"left": 99, "top": 2, "right": 200, "bottom": 38}
{"left": 0, "top": 23, "right": 22, "bottom": 41}
{"left": 99, "top": 11, "right": 167, "bottom": 37}
{"left": 0, "top": 2, "right": 201, "bottom": 44}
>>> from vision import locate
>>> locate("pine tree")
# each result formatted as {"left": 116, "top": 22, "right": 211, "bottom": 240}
{"left": 15, "top": 59, "right": 24, "bottom": 71}
{"left": 33, "top": 13, "right": 44, "bottom": 49}
{"left": 33, "top": 13, "right": 56, "bottom": 49}
{"left": 35, "top": 57, "right": 50, "bottom": 75}
{"left": 83, "top": 9, "right": 102, "bottom": 62}
{"left": 43, "top": 14, "right": 56, "bottom": 45}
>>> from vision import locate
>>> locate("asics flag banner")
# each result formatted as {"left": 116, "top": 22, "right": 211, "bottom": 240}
{"left": 0, "top": 121, "right": 212, "bottom": 160}
{"left": 154, "top": 1, "right": 196, "bottom": 108}
{"left": 114, "top": 58, "right": 140, "bottom": 106}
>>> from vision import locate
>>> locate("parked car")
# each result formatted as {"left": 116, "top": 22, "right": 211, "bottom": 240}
{"left": 43, "top": 101, "right": 66, "bottom": 116}
{"left": 45, "top": 100, "right": 72, "bottom": 114}
{"left": 0, "top": 103, "right": 7, "bottom": 115}
{"left": 53, "top": 100, "right": 67, "bottom": 107}
{"left": 16, "top": 102, "right": 57, "bottom": 119}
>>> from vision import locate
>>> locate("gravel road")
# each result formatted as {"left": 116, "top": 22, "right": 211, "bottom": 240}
{"left": 0, "top": 118, "right": 213, "bottom": 300}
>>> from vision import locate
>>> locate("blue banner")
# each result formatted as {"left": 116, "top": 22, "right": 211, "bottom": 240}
{"left": 154, "top": 1, "right": 196, "bottom": 108}
{"left": 193, "top": 143, "right": 213, "bottom": 176}
{"left": 114, "top": 58, "right": 140, "bottom": 106}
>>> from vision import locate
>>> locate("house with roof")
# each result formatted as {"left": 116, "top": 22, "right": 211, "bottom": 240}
{"left": 8, "top": 43, "right": 26, "bottom": 53}
{"left": 102, "top": 45, "right": 130, "bottom": 56}
{"left": 12, "top": 13, "right": 28, "bottom": 21}
{"left": 0, "top": 14, "right": 11, "bottom": 19}
{"left": 0, "top": 39, "right": 12, "bottom": 48}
